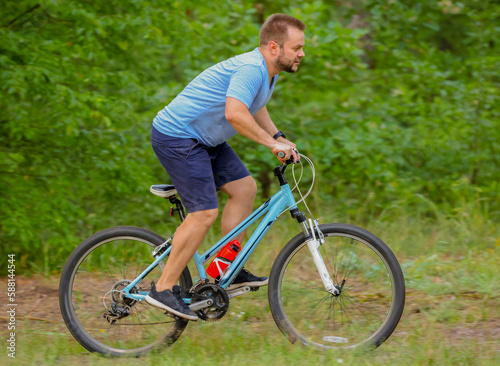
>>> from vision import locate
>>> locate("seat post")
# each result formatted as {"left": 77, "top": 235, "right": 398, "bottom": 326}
{"left": 168, "top": 197, "right": 186, "bottom": 222}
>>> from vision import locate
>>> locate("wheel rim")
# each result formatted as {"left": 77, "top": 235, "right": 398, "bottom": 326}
{"left": 277, "top": 233, "right": 398, "bottom": 349}
{"left": 66, "top": 236, "right": 185, "bottom": 354}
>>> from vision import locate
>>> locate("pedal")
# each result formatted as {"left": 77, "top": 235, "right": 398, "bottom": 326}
{"left": 164, "top": 311, "right": 180, "bottom": 320}
{"left": 250, "top": 286, "right": 260, "bottom": 292}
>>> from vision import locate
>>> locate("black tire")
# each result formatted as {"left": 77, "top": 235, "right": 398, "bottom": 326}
{"left": 268, "top": 223, "right": 405, "bottom": 349}
{"left": 59, "top": 226, "right": 192, "bottom": 356}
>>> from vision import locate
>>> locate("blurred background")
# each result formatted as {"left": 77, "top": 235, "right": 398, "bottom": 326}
{"left": 0, "top": 0, "right": 498, "bottom": 364}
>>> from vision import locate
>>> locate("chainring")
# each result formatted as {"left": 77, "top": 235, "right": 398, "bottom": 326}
{"left": 191, "top": 283, "right": 229, "bottom": 321}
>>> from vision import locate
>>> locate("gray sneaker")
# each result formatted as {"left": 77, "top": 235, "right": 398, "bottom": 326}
{"left": 145, "top": 284, "right": 198, "bottom": 321}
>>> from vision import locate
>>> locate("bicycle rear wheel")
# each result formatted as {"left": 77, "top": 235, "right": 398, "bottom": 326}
{"left": 268, "top": 223, "right": 405, "bottom": 349}
{"left": 59, "top": 226, "right": 192, "bottom": 356}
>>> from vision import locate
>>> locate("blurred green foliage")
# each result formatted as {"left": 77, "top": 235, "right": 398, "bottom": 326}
{"left": 0, "top": 0, "right": 498, "bottom": 272}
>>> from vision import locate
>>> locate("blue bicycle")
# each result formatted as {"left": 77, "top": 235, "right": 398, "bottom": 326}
{"left": 59, "top": 154, "right": 405, "bottom": 356}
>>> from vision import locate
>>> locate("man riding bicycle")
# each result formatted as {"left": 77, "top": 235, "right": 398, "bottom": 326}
{"left": 146, "top": 13, "right": 305, "bottom": 320}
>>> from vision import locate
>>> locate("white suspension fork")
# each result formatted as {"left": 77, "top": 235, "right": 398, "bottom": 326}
{"left": 304, "top": 219, "right": 339, "bottom": 295}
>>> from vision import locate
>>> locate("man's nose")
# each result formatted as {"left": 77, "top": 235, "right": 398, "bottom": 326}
{"left": 299, "top": 49, "right": 305, "bottom": 58}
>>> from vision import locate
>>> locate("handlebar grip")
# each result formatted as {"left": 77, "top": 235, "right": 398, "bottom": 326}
{"left": 278, "top": 151, "right": 285, "bottom": 158}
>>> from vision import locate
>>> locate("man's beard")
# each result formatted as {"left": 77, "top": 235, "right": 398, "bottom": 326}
{"left": 275, "top": 49, "right": 299, "bottom": 73}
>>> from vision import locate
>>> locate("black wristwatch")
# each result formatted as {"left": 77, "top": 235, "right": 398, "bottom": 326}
{"left": 273, "top": 130, "right": 286, "bottom": 140}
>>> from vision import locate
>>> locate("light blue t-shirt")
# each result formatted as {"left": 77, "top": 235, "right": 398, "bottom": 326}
{"left": 153, "top": 47, "right": 278, "bottom": 147}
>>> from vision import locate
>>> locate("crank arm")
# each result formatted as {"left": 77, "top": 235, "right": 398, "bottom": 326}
{"left": 189, "top": 298, "right": 213, "bottom": 311}
{"left": 226, "top": 286, "right": 251, "bottom": 299}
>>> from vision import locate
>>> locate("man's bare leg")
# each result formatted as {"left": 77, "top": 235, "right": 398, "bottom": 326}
{"left": 219, "top": 175, "right": 267, "bottom": 289}
{"left": 219, "top": 176, "right": 257, "bottom": 240}
{"left": 155, "top": 176, "right": 257, "bottom": 293}
{"left": 155, "top": 208, "right": 218, "bottom": 292}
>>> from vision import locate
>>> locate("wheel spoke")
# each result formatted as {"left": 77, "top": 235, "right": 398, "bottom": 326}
{"left": 60, "top": 229, "right": 191, "bottom": 355}
{"left": 271, "top": 225, "right": 404, "bottom": 349}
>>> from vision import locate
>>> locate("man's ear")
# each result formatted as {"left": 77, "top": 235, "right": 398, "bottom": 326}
{"left": 268, "top": 41, "right": 280, "bottom": 56}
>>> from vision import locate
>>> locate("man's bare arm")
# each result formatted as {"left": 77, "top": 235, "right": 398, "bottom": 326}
{"left": 253, "top": 106, "right": 297, "bottom": 149}
{"left": 225, "top": 97, "right": 297, "bottom": 162}
{"left": 253, "top": 106, "right": 279, "bottom": 136}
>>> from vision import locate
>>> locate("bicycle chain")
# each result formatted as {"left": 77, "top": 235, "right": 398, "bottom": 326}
{"left": 106, "top": 320, "right": 178, "bottom": 326}
{"left": 104, "top": 281, "right": 185, "bottom": 326}
{"left": 105, "top": 280, "right": 231, "bottom": 325}
{"left": 104, "top": 306, "right": 184, "bottom": 326}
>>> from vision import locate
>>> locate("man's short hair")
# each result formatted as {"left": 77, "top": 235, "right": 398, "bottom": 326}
{"left": 259, "top": 14, "right": 305, "bottom": 47}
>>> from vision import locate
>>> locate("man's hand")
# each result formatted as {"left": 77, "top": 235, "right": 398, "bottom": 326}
{"left": 271, "top": 142, "right": 299, "bottom": 163}
{"left": 276, "top": 136, "right": 299, "bottom": 163}
{"left": 276, "top": 136, "right": 296, "bottom": 149}
{"left": 225, "top": 101, "right": 299, "bottom": 163}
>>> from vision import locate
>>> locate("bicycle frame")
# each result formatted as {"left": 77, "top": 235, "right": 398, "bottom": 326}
{"left": 123, "top": 182, "right": 298, "bottom": 301}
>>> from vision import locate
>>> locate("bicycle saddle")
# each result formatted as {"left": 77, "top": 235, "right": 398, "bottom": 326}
{"left": 150, "top": 184, "right": 177, "bottom": 198}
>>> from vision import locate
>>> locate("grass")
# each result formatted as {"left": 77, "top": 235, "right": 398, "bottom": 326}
{"left": 1, "top": 206, "right": 498, "bottom": 365}
{"left": 3, "top": 281, "right": 499, "bottom": 366}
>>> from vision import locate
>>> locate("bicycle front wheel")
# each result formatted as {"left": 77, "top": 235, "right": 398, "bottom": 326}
{"left": 59, "top": 226, "right": 192, "bottom": 356}
{"left": 268, "top": 223, "right": 405, "bottom": 349}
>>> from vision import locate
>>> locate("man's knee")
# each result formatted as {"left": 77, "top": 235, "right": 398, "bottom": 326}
{"left": 223, "top": 176, "right": 257, "bottom": 199}
{"left": 245, "top": 176, "right": 258, "bottom": 199}
{"left": 188, "top": 208, "right": 218, "bottom": 226}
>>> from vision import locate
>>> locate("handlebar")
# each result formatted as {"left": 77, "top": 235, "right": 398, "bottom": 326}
{"left": 274, "top": 149, "right": 300, "bottom": 185}
{"left": 277, "top": 150, "right": 297, "bottom": 166}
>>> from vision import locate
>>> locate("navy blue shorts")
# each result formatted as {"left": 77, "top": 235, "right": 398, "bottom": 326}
{"left": 151, "top": 126, "right": 251, "bottom": 213}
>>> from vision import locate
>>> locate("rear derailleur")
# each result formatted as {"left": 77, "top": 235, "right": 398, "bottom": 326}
{"left": 103, "top": 302, "right": 131, "bottom": 324}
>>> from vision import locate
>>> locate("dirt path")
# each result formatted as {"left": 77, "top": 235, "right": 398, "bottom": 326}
{"left": 1, "top": 275, "right": 63, "bottom": 326}
{"left": 1, "top": 275, "right": 499, "bottom": 346}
